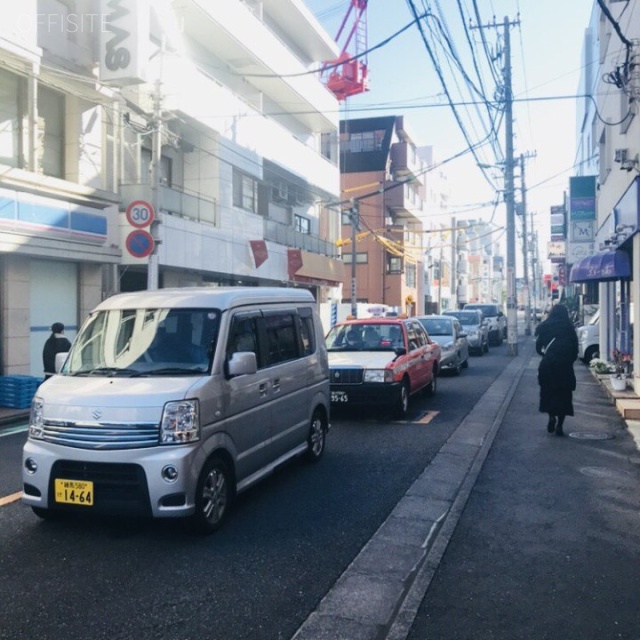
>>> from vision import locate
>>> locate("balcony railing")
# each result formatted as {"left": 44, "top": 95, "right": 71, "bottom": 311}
{"left": 263, "top": 219, "right": 338, "bottom": 257}
{"left": 120, "top": 184, "right": 218, "bottom": 226}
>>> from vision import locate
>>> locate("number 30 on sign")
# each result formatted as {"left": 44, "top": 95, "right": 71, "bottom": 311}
{"left": 126, "top": 200, "right": 155, "bottom": 228}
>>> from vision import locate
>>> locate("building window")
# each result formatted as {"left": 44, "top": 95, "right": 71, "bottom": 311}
{"left": 0, "top": 68, "right": 23, "bottom": 168}
{"left": 342, "top": 252, "right": 368, "bottom": 264}
{"left": 340, "top": 129, "right": 385, "bottom": 153}
{"left": 294, "top": 214, "right": 310, "bottom": 234}
{"left": 38, "top": 85, "right": 65, "bottom": 178}
{"left": 141, "top": 148, "right": 173, "bottom": 186}
{"left": 233, "top": 169, "right": 257, "bottom": 212}
{"left": 387, "top": 256, "right": 403, "bottom": 274}
{"left": 405, "top": 263, "right": 416, "bottom": 287}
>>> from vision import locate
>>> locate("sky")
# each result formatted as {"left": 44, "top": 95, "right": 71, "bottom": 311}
{"left": 304, "top": 0, "right": 594, "bottom": 275}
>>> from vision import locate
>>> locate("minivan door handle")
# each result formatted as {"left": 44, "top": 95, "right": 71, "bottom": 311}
{"left": 258, "top": 383, "right": 268, "bottom": 397}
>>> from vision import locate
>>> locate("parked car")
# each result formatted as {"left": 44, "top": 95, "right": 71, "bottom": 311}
{"left": 443, "top": 309, "right": 489, "bottom": 355}
{"left": 577, "top": 310, "right": 599, "bottom": 363}
{"left": 325, "top": 317, "right": 441, "bottom": 418}
{"left": 22, "top": 287, "right": 330, "bottom": 534}
{"left": 416, "top": 315, "right": 469, "bottom": 375}
{"left": 463, "top": 303, "right": 506, "bottom": 345}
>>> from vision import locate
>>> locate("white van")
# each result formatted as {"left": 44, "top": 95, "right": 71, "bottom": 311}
{"left": 22, "top": 287, "right": 330, "bottom": 533}
{"left": 577, "top": 310, "right": 599, "bottom": 363}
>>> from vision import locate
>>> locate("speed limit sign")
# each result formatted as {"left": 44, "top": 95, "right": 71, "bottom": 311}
{"left": 125, "top": 200, "right": 155, "bottom": 228}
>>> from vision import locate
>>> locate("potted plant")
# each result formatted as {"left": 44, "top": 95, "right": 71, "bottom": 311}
{"left": 589, "top": 357, "right": 611, "bottom": 375}
{"left": 610, "top": 349, "right": 631, "bottom": 391}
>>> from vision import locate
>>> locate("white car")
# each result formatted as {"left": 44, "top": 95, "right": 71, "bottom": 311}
{"left": 416, "top": 315, "right": 469, "bottom": 375}
{"left": 577, "top": 310, "right": 599, "bottom": 363}
{"left": 443, "top": 309, "right": 489, "bottom": 355}
{"left": 463, "top": 303, "right": 506, "bottom": 345}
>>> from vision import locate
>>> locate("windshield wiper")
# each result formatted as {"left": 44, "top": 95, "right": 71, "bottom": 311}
{"left": 146, "top": 367, "right": 206, "bottom": 375}
{"left": 72, "top": 367, "right": 143, "bottom": 377}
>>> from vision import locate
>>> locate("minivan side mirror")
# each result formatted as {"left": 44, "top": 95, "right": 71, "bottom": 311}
{"left": 227, "top": 351, "right": 258, "bottom": 377}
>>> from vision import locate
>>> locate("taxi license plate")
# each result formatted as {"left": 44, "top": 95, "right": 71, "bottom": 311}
{"left": 54, "top": 479, "right": 94, "bottom": 506}
{"left": 331, "top": 391, "right": 349, "bottom": 403}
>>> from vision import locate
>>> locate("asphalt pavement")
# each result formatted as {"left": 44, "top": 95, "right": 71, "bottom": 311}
{"left": 3, "top": 335, "right": 639, "bottom": 640}
{"left": 292, "top": 334, "right": 640, "bottom": 640}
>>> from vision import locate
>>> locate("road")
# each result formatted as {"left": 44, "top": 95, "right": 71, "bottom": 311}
{"left": 0, "top": 345, "right": 508, "bottom": 640}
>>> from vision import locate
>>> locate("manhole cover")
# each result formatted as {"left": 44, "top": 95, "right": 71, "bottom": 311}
{"left": 579, "top": 466, "right": 634, "bottom": 481}
{"left": 569, "top": 431, "right": 615, "bottom": 440}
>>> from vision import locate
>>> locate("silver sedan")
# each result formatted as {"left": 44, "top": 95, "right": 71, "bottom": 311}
{"left": 416, "top": 315, "right": 469, "bottom": 375}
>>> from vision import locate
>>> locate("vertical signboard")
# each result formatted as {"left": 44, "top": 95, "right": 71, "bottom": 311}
{"left": 568, "top": 176, "right": 596, "bottom": 264}
{"left": 99, "top": 0, "right": 149, "bottom": 85}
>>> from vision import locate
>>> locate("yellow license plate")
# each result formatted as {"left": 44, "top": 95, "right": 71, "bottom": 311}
{"left": 54, "top": 479, "right": 94, "bottom": 506}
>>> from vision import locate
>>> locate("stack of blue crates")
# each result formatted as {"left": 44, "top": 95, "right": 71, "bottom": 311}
{"left": 0, "top": 375, "right": 42, "bottom": 409}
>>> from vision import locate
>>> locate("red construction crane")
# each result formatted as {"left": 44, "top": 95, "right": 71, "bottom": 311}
{"left": 322, "top": 0, "right": 369, "bottom": 101}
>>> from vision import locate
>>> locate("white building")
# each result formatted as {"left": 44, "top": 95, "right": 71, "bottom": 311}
{"left": 571, "top": 0, "right": 640, "bottom": 391}
{"left": 0, "top": 0, "right": 343, "bottom": 377}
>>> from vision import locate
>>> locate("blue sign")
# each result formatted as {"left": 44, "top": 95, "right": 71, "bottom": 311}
{"left": 126, "top": 229, "right": 154, "bottom": 258}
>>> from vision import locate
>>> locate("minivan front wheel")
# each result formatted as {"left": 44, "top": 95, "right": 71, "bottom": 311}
{"left": 193, "top": 456, "right": 233, "bottom": 534}
{"left": 305, "top": 409, "right": 327, "bottom": 462}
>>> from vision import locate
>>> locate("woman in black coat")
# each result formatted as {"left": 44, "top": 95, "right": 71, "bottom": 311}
{"left": 534, "top": 304, "right": 578, "bottom": 436}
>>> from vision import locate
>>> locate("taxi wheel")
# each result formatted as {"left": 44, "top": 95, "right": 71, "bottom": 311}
{"left": 394, "top": 379, "right": 410, "bottom": 419}
{"left": 425, "top": 369, "right": 437, "bottom": 397}
{"left": 305, "top": 409, "right": 327, "bottom": 462}
{"left": 193, "top": 456, "right": 233, "bottom": 535}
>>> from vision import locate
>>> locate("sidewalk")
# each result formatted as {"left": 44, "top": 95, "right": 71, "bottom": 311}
{"left": 0, "top": 406, "right": 29, "bottom": 428}
{"left": 292, "top": 335, "right": 640, "bottom": 640}
{"left": 401, "top": 336, "right": 640, "bottom": 640}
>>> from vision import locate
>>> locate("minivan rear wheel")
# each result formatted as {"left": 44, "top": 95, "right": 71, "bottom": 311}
{"left": 192, "top": 456, "right": 233, "bottom": 534}
{"left": 305, "top": 409, "right": 327, "bottom": 462}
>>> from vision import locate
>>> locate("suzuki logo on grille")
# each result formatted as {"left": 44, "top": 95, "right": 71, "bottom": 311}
{"left": 92, "top": 409, "right": 102, "bottom": 420}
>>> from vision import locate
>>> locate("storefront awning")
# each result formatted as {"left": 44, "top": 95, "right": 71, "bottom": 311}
{"left": 287, "top": 249, "right": 344, "bottom": 287}
{"left": 569, "top": 249, "right": 631, "bottom": 283}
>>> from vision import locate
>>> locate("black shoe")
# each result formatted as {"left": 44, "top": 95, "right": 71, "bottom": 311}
{"left": 547, "top": 417, "right": 556, "bottom": 433}
{"left": 555, "top": 424, "right": 564, "bottom": 436}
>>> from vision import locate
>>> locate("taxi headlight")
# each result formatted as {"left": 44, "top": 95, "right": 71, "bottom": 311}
{"left": 160, "top": 400, "right": 200, "bottom": 444}
{"left": 29, "top": 396, "right": 45, "bottom": 440}
{"left": 363, "top": 369, "right": 393, "bottom": 383}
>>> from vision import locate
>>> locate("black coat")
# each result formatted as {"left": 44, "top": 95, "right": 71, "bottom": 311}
{"left": 43, "top": 333, "right": 71, "bottom": 378}
{"left": 535, "top": 316, "right": 578, "bottom": 416}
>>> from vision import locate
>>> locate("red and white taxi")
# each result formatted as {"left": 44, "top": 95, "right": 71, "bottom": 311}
{"left": 325, "top": 317, "right": 441, "bottom": 418}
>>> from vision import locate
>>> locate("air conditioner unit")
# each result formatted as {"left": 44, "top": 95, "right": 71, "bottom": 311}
{"left": 295, "top": 189, "right": 307, "bottom": 206}
{"left": 614, "top": 148, "right": 628, "bottom": 163}
{"left": 272, "top": 182, "right": 288, "bottom": 202}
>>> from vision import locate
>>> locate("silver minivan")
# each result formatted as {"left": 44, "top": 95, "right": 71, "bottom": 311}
{"left": 22, "top": 287, "right": 330, "bottom": 533}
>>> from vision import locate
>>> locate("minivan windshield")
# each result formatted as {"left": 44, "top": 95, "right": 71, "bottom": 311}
{"left": 62, "top": 307, "right": 221, "bottom": 376}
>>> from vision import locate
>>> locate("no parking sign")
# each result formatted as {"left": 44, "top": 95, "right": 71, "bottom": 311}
{"left": 126, "top": 229, "right": 155, "bottom": 258}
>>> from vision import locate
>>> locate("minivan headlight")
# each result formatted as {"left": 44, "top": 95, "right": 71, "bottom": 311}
{"left": 160, "top": 400, "right": 200, "bottom": 444}
{"left": 29, "top": 396, "right": 45, "bottom": 440}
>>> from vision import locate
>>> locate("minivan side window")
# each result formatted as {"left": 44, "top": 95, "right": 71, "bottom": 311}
{"left": 298, "top": 307, "right": 316, "bottom": 356}
{"left": 264, "top": 312, "right": 299, "bottom": 365}
{"left": 227, "top": 315, "right": 261, "bottom": 367}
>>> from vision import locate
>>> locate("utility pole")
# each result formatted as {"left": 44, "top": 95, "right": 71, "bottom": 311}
{"left": 147, "top": 75, "right": 163, "bottom": 290}
{"left": 519, "top": 152, "right": 536, "bottom": 336}
{"left": 473, "top": 15, "right": 520, "bottom": 354}
{"left": 350, "top": 199, "right": 359, "bottom": 317}
{"left": 503, "top": 16, "right": 519, "bottom": 356}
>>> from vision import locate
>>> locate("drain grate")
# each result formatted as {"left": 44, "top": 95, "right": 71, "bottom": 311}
{"left": 569, "top": 431, "right": 615, "bottom": 440}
